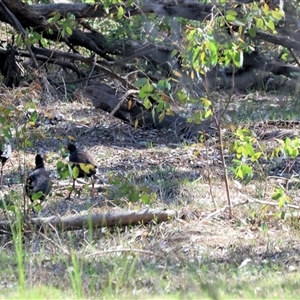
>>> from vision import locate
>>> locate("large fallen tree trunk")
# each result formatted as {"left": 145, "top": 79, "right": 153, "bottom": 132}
{"left": 0, "top": 208, "right": 177, "bottom": 233}
{"left": 83, "top": 82, "right": 218, "bottom": 138}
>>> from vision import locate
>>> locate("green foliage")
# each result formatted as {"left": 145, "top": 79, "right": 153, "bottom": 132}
{"left": 231, "top": 132, "right": 299, "bottom": 210}
{"left": 109, "top": 174, "right": 156, "bottom": 204}
{"left": 79, "top": 163, "right": 95, "bottom": 174}
{"left": 9, "top": 208, "right": 25, "bottom": 290}
{"left": 0, "top": 109, "right": 13, "bottom": 143}
{"left": 56, "top": 160, "right": 71, "bottom": 180}
{"left": 69, "top": 252, "right": 83, "bottom": 299}
{"left": 61, "top": 13, "right": 75, "bottom": 37}
{"left": 272, "top": 187, "right": 290, "bottom": 208}
{"left": 72, "top": 165, "right": 80, "bottom": 179}
{"left": 134, "top": 78, "right": 173, "bottom": 125}
{"left": 231, "top": 128, "right": 262, "bottom": 161}
{"left": 0, "top": 102, "right": 54, "bottom": 215}
{"left": 231, "top": 159, "right": 253, "bottom": 184}
{"left": 272, "top": 137, "right": 300, "bottom": 159}
{"left": 230, "top": 128, "right": 263, "bottom": 184}
{"left": 187, "top": 97, "right": 212, "bottom": 124}
{"left": 0, "top": 190, "right": 23, "bottom": 214}
{"left": 225, "top": 1, "right": 284, "bottom": 36}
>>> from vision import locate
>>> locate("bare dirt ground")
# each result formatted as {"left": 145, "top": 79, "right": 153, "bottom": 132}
{"left": 1, "top": 85, "right": 300, "bottom": 298}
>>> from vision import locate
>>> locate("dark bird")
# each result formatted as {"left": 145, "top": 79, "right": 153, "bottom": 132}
{"left": 25, "top": 153, "right": 52, "bottom": 204}
{"left": 66, "top": 143, "right": 97, "bottom": 199}
{"left": 0, "top": 143, "right": 11, "bottom": 189}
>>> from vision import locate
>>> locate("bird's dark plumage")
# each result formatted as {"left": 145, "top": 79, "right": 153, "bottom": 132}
{"left": 67, "top": 143, "right": 97, "bottom": 178}
{"left": 0, "top": 143, "right": 12, "bottom": 188}
{"left": 25, "top": 153, "right": 51, "bottom": 203}
{"left": 66, "top": 143, "right": 97, "bottom": 198}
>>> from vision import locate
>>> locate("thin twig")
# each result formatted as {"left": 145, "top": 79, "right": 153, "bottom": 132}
{"left": 200, "top": 200, "right": 249, "bottom": 223}
{"left": 110, "top": 89, "right": 139, "bottom": 116}
{"left": 289, "top": 48, "right": 300, "bottom": 68}
{"left": 38, "top": 229, "right": 70, "bottom": 256}
{"left": 250, "top": 199, "right": 300, "bottom": 210}
{"left": 203, "top": 142, "right": 217, "bottom": 208}
{"left": 84, "top": 54, "right": 97, "bottom": 88}
{"left": 84, "top": 248, "right": 158, "bottom": 258}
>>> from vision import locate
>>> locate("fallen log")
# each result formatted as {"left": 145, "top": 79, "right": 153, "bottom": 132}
{"left": 84, "top": 82, "right": 217, "bottom": 139}
{"left": 0, "top": 208, "right": 177, "bottom": 233}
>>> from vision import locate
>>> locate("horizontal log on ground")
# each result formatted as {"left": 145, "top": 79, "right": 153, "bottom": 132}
{"left": 0, "top": 208, "right": 177, "bottom": 233}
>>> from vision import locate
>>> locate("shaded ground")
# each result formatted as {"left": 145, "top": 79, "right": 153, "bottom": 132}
{"left": 1, "top": 86, "right": 300, "bottom": 298}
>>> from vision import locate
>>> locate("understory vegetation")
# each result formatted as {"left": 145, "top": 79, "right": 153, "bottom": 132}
{"left": 0, "top": 0, "right": 300, "bottom": 299}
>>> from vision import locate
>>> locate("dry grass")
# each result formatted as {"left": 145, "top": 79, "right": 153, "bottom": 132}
{"left": 1, "top": 85, "right": 300, "bottom": 299}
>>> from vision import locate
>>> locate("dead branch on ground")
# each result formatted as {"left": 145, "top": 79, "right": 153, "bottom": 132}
{"left": 0, "top": 208, "right": 177, "bottom": 234}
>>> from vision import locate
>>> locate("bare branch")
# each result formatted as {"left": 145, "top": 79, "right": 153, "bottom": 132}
{"left": 0, "top": 208, "right": 177, "bottom": 233}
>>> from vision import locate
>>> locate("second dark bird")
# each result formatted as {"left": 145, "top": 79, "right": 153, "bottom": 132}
{"left": 66, "top": 143, "right": 97, "bottom": 198}
{"left": 25, "top": 153, "right": 52, "bottom": 204}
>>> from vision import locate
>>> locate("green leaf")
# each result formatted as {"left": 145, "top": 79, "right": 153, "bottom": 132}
{"left": 241, "top": 164, "right": 252, "bottom": 176}
{"left": 129, "top": 190, "right": 139, "bottom": 202}
{"left": 72, "top": 166, "right": 79, "bottom": 179}
{"left": 134, "top": 78, "right": 148, "bottom": 88}
{"left": 233, "top": 51, "right": 243, "bottom": 68}
{"left": 29, "top": 110, "right": 39, "bottom": 122}
{"left": 208, "top": 40, "right": 218, "bottom": 53}
{"left": 251, "top": 152, "right": 262, "bottom": 161}
{"left": 204, "top": 109, "right": 212, "bottom": 118}
{"left": 144, "top": 98, "right": 152, "bottom": 110}
{"left": 56, "top": 161, "right": 63, "bottom": 169}
{"left": 226, "top": 15, "right": 236, "bottom": 22}
{"left": 266, "top": 20, "right": 275, "bottom": 31}
{"left": 157, "top": 80, "right": 171, "bottom": 91}
{"left": 271, "top": 10, "right": 284, "bottom": 21}
{"left": 40, "top": 38, "right": 48, "bottom": 47}
{"left": 260, "top": 222, "right": 268, "bottom": 231}
{"left": 171, "top": 49, "right": 179, "bottom": 58}
{"left": 156, "top": 100, "right": 164, "bottom": 113}
{"left": 140, "top": 194, "right": 151, "bottom": 204}
{"left": 248, "top": 28, "right": 256, "bottom": 38}
{"left": 35, "top": 204, "right": 42, "bottom": 212}
{"left": 139, "top": 82, "right": 153, "bottom": 98}
{"left": 49, "top": 13, "right": 61, "bottom": 24}
{"left": 256, "top": 18, "right": 264, "bottom": 29}
{"left": 66, "top": 26, "right": 73, "bottom": 35}
{"left": 236, "top": 167, "right": 244, "bottom": 179}
{"left": 272, "top": 188, "right": 282, "bottom": 200}
{"left": 31, "top": 191, "right": 44, "bottom": 201}
{"left": 201, "top": 97, "right": 211, "bottom": 107}
{"left": 33, "top": 32, "right": 41, "bottom": 40}
{"left": 245, "top": 143, "right": 254, "bottom": 156}
{"left": 16, "top": 34, "right": 23, "bottom": 47}
{"left": 226, "top": 10, "right": 237, "bottom": 22}
{"left": 278, "top": 196, "right": 285, "bottom": 208}
{"left": 117, "top": 6, "right": 124, "bottom": 19}
{"left": 158, "top": 111, "right": 165, "bottom": 123}
{"left": 79, "top": 163, "right": 95, "bottom": 174}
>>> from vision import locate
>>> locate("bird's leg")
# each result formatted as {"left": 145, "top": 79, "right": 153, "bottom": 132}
{"left": 66, "top": 178, "right": 76, "bottom": 199}
{"left": 90, "top": 175, "right": 96, "bottom": 198}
